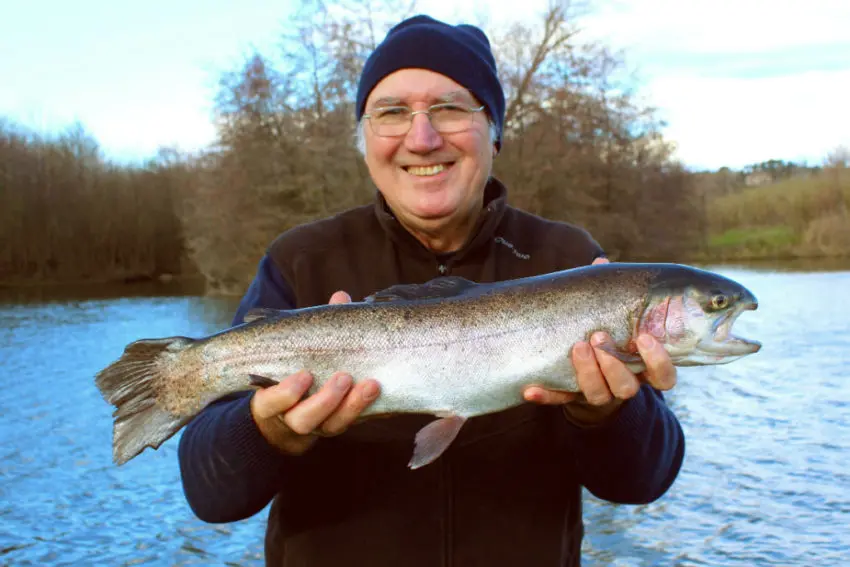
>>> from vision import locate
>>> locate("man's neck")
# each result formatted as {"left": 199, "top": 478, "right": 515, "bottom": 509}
{"left": 402, "top": 206, "right": 483, "bottom": 254}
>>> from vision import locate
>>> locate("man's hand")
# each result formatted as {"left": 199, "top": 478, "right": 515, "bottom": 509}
{"left": 249, "top": 291, "right": 381, "bottom": 455}
{"left": 523, "top": 256, "right": 677, "bottom": 424}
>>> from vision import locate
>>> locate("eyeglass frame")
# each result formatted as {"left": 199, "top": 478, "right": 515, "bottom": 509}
{"left": 361, "top": 102, "right": 487, "bottom": 137}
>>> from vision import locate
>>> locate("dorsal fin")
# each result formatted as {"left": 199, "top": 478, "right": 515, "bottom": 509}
{"left": 242, "top": 307, "right": 293, "bottom": 324}
{"left": 366, "top": 276, "right": 479, "bottom": 303}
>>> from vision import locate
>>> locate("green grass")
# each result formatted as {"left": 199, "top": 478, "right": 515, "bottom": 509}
{"left": 697, "top": 225, "right": 802, "bottom": 261}
{"left": 708, "top": 169, "right": 849, "bottom": 234}
{"left": 701, "top": 168, "right": 850, "bottom": 260}
{"left": 708, "top": 226, "right": 798, "bottom": 249}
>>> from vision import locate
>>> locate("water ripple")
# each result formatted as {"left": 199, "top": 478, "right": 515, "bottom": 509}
{"left": 2, "top": 270, "right": 849, "bottom": 565}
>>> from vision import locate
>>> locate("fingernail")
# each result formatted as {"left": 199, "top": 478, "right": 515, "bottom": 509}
{"left": 591, "top": 332, "right": 606, "bottom": 347}
{"left": 576, "top": 342, "right": 593, "bottom": 359}
{"left": 335, "top": 373, "right": 352, "bottom": 391}
{"left": 362, "top": 381, "right": 379, "bottom": 401}
{"left": 293, "top": 370, "right": 313, "bottom": 389}
{"left": 638, "top": 335, "right": 655, "bottom": 349}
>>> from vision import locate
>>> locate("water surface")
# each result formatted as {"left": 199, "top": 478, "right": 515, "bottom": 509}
{"left": 1, "top": 265, "right": 848, "bottom": 566}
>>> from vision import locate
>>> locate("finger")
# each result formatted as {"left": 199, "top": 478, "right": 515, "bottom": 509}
{"left": 329, "top": 291, "right": 352, "bottom": 305}
{"left": 523, "top": 385, "right": 579, "bottom": 405}
{"left": 251, "top": 370, "right": 314, "bottom": 420}
{"left": 592, "top": 256, "right": 610, "bottom": 265}
{"left": 636, "top": 334, "right": 677, "bottom": 390}
{"left": 318, "top": 379, "right": 381, "bottom": 435}
{"left": 590, "top": 332, "right": 641, "bottom": 400}
{"left": 572, "top": 341, "right": 613, "bottom": 406}
{"left": 282, "top": 372, "right": 353, "bottom": 435}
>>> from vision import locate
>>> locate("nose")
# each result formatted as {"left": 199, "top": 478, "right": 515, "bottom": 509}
{"left": 404, "top": 112, "right": 443, "bottom": 154}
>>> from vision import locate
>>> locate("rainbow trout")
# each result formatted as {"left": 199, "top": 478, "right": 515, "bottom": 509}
{"left": 95, "top": 262, "right": 761, "bottom": 469}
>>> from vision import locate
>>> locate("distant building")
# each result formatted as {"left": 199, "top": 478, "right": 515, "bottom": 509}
{"left": 744, "top": 171, "right": 773, "bottom": 186}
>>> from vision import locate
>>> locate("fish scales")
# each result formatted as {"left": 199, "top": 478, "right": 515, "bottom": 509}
{"left": 95, "top": 263, "right": 761, "bottom": 467}
{"left": 187, "top": 270, "right": 652, "bottom": 419}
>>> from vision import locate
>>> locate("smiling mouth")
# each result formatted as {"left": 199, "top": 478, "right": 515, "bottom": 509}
{"left": 404, "top": 163, "right": 454, "bottom": 177}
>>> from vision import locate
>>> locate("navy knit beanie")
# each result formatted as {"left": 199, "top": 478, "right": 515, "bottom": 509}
{"left": 355, "top": 15, "right": 505, "bottom": 149}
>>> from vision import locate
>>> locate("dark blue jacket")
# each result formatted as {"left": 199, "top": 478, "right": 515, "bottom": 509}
{"left": 178, "top": 178, "right": 685, "bottom": 567}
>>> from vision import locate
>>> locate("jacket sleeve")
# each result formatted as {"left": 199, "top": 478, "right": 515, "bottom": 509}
{"left": 177, "top": 254, "right": 299, "bottom": 523}
{"left": 565, "top": 385, "right": 685, "bottom": 504}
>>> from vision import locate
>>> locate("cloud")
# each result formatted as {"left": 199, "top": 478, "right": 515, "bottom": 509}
{"left": 579, "top": 0, "right": 850, "bottom": 54}
{"left": 3, "top": 0, "right": 846, "bottom": 170}
{"left": 0, "top": 0, "right": 288, "bottom": 161}
{"left": 647, "top": 69, "right": 850, "bottom": 169}
{"left": 425, "top": 0, "right": 850, "bottom": 169}
{"left": 572, "top": 0, "right": 850, "bottom": 169}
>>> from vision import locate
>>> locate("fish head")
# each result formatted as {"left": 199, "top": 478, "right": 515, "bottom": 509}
{"left": 638, "top": 266, "right": 762, "bottom": 366}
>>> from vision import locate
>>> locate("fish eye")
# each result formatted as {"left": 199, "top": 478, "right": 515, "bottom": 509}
{"left": 710, "top": 294, "right": 729, "bottom": 310}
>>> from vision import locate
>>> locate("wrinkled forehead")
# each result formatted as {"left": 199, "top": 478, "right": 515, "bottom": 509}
{"left": 365, "top": 69, "right": 480, "bottom": 109}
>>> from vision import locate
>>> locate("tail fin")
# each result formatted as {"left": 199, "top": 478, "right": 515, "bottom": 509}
{"left": 95, "top": 337, "right": 195, "bottom": 465}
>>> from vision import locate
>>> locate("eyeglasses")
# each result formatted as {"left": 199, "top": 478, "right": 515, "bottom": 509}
{"left": 362, "top": 103, "right": 486, "bottom": 137}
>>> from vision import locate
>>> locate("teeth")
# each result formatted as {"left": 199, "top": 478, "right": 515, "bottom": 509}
{"left": 407, "top": 164, "right": 446, "bottom": 176}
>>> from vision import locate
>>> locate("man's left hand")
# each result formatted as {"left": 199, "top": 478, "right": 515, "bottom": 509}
{"left": 522, "top": 257, "right": 678, "bottom": 424}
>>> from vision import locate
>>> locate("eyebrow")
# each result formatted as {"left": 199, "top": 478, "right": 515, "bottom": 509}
{"left": 369, "top": 90, "right": 477, "bottom": 109}
{"left": 371, "top": 96, "right": 404, "bottom": 107}
{"left": 436, "top": 91, "right": 475, "bottom": 103}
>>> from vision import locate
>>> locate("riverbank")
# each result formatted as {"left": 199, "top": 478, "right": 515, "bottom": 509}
{"left": 0, "top": 274, "right": 208, "bottom": 303}
{"left": 3, "top": 256, "right": 850, "bottom": 303}
{"left": 703, "top": 169, "right": 850, "bottom": 261}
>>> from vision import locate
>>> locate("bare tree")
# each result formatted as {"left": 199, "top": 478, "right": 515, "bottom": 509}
{"left": 490, "top": 4, "right": 696, "bottom": 260}
{"left": 0, "top": 121, "right": 188, "bottom": 285}
{"left": 0, "top": 0, "right": 712, "bottom": 291}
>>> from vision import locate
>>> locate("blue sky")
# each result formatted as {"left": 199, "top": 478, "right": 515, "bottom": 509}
{"left": 2, "top": 0, "right": 848, "bottom": 170}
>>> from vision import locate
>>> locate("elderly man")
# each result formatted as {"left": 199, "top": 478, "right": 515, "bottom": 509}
{"left": 178, "top": 14, "right": 684, "bottom": 567}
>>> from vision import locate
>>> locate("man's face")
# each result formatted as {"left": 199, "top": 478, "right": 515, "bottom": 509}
{"left": 362, "top": 68, "right": 495, "bottom": 237}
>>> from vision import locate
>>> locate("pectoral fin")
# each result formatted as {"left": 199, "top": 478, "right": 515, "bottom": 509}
{"left": 593, "top": 343, "right": 644, "bottom": 365}
{"left": 249, "top": 374, "right": 280, "bottom": 388}
{"left": 409, "top": 415, "right": 467, "bottom": 470}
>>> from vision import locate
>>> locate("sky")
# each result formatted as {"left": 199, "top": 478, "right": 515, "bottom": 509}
{"left": 1, "top": 0, "right": 848, "bottom": 171}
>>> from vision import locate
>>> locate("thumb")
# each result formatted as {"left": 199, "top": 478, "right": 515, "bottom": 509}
{"left": 523, "top": 385, "right": 581, "bottom": 405}
{"left": 329, "top": 291, "right": 352, "bottom": 305}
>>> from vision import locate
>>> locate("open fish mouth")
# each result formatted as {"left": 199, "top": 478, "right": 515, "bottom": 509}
{"left": 699, "top": 299, "right": 761, "bottom": 358}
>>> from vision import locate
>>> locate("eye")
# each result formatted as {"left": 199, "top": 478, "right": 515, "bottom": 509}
{"left": 710, "top": 294, "right": 729, "bottom": 310}
{"left": 373, "top": 107, "right": 408, "bottom": 118}
{"left": 433, "top": 103, "right": 465, "bottom": 112}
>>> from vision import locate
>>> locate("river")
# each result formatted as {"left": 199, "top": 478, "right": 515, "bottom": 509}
{"left": 1, "top": 262, "right": 848, "bottom": 566}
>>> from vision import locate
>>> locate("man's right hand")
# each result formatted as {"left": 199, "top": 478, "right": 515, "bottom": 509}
{"left": 249, "top": 291, "right": 381, "bottom": 455}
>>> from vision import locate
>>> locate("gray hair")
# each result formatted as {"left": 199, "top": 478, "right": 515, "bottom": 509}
{"left": 354, "top": 120, "right": 501, "bottom": 156}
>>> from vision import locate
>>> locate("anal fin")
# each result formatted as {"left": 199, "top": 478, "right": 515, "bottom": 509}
{"left": 409, "top": 415, "right": 467, "bottom": 470}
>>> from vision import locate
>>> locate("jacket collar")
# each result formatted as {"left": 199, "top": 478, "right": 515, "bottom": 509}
{"left": 373, "top": 177, "right": 509, "bottom": 264}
